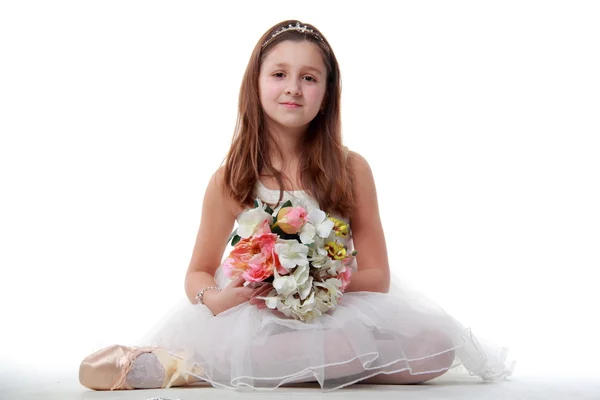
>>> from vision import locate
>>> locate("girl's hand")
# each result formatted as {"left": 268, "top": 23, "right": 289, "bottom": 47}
{"left": 249, "top": 283, "right": 275, "bottom": 309}
{"left": 204, "top": 276, "right": 255, "bottom": 316}
{"left": 249, "top": 284, "right": 287, "bottom": 318}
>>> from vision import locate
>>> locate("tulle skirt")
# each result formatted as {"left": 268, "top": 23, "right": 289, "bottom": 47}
{"left": 139, "top": 267, "right": 515, "bottom": 391}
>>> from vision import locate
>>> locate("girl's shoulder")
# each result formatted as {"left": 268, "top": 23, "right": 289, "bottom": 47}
{"left": 344, "top": 149, "right": 377, "bottom": 217}
{"left": 211, "top": 166, "right": 247, "bottom": 220}
{"left": 345, "top": 148, "right": 371, "bottom": 175}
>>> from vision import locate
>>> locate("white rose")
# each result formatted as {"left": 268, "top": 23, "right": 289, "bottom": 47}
{"left": 326, "top": 259, "right": 344, "bottom": 276}
{"left": 308, "top": 250, "right": 331, "bottom": 269}
{"left": 287, "top": 291, "right": 320, "bottom": 322}
{"left": 314, "top": 278, "right": 343, "bottom": 307}
{"left": 272, "top": 272, "right": 298, "bottom": 298}
{"left": 237, "top": 200, "right": 273, "bottom": 238}
{"left": 299, "top": 222, "right": 316, "bottom": 245}
{"left": 306, "top": 207, "right": 334, "bottom": 239}
{"left": 274, "top": 239, "right": 309, "bottom": 270}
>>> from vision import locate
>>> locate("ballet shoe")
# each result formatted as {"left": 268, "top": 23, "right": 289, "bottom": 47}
{"left": 79, "top": 344, "right": 204, "bottom": 390}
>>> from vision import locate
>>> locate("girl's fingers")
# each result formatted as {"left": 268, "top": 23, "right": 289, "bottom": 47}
{"left": 252, "top": 283, "right": 273, "bottom": 297}
{"left": 260, "top": 283, "right": 273, "bottom": 292}
{"left": 251, "top": 286, "right": 272, "bottom": 299}
{"left": 250, "top": 290, "right": 268, "bottom": 301}
{"left": 227, "top": 275, "right": 246, "bottom": 288}
{"left": 225, "top": 278, "right": 274, "bottom": 303}
{"left": 236, "top": 287, "right": 256, "bottom": 299}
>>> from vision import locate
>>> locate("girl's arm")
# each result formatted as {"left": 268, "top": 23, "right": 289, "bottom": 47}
{"left": 344, "top": 268, "right": 389, "bottom": 293}
{"left": 345, "top": 151, "right": 391, "bottom": 293}
{"left": 184, "top": 167, "right": 254, "bottom": 313}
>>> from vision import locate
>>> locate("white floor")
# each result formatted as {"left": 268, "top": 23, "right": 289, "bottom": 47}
{"left": 2, "top": 366, "right": 599, "bottom": 400}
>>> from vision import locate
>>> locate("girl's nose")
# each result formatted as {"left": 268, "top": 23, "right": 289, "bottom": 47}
{"left": 285, "top": 83, "right": 301, "bottom": 96}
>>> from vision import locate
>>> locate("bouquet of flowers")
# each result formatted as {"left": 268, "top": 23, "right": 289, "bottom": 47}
{"left": 223, "top": 198, "right": 357, "bottom": 323}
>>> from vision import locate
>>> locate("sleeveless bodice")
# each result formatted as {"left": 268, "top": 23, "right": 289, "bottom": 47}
{"left": 255, "top": 180, "right": 351, "bottom": 230}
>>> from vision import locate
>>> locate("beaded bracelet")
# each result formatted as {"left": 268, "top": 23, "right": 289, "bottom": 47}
{"left": 195, "top": 286, "right": 221, "bottom": 305}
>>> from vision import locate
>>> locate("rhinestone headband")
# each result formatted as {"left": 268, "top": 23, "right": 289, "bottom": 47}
{"left": 262, "top": 22, "right": 325, "bottom": 48}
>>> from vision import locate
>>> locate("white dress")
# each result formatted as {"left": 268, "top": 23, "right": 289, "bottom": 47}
{"left": 140, "top": 181, "right": 515, "bottom": 391}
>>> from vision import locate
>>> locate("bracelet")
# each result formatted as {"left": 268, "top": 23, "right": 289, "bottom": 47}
{"left": 195, "top": 286, "right": 221, "bottom": 305}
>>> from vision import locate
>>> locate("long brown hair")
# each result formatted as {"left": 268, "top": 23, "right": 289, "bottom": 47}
{"left": 222, "top": 20, "right": 355, "bottom": 219}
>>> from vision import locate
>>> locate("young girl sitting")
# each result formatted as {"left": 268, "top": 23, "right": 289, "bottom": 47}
{"left": 79, "top": 19, "right": 515, "bottom": 392}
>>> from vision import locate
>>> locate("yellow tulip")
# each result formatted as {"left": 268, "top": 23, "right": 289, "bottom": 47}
{"left": 328, "top": 216, "right": 349, "bottom": 238}
{"left": 325, "top": 241, "right": 347, "bottom": 260}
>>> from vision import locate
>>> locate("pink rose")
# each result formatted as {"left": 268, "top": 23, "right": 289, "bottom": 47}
{"left": 222, "top": 232, "right": 280, "bottom": 282}
{"left": 255, "top": 219, "right": 272, "bottom": 235}
{"left": 339, "top": 267, "right": 352, "bottom": 292}
{"left": 274, "top": 206, "right": 307, "bottom": 234}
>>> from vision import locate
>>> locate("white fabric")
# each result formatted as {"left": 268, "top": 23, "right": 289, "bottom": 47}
{"left": 139, "top": 182, "right": 515, "bottom": 391}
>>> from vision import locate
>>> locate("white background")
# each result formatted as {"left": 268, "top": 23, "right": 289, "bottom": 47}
{"left": 1, "top": 0, "right": 598, "bottom": 381}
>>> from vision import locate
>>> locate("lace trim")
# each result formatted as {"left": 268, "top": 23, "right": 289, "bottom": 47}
{"left": 111, "top": 347, "right": 156, "bottom": 390}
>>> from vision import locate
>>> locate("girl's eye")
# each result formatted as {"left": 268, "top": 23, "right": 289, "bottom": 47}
{"left": 272, "top": 73, "right": 316, "bottom": 82}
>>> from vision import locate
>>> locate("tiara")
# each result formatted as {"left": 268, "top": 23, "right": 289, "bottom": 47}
{"left": 262, "top": 21, "right": 325, "bottom": 47}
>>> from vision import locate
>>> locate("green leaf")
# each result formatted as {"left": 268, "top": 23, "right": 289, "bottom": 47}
{"left": 265, "top": 205, "right": 274, "bottom": 215}
{"left": 231, "top": 235, "right": 241, "bottom": 246}
{"left": 254, "top": 199, "right": 259, "bottom": 208}
{"left": 281, "top": 232, "right": 300, "bottom": 240}
{"left": 271, "top": 225, "right": 298, "bottom": 240}
{"left": 271, "top": 225, "right": 284, "bottom": 236}
{"left": 281, "top": 200, "right": 293, "bottom": 208}
{"left": 226, "top": 228, "right": 238, "bottom": 245}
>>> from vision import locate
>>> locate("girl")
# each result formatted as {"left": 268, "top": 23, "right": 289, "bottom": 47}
{"left": 79, "top": 19, "right": 515, "bottom": 392}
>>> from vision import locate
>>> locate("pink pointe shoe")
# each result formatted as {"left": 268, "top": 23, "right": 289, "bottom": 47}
{"left": 79, "top": 344, "right": 204, "bottom": 390}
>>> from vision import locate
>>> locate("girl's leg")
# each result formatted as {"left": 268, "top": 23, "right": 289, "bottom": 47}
{"left": 358, "top": 329, "right": 456, "bottom": 384}
{"left": 262, "top": 327, "right": 455, "bottom": 386}
{"left": 357, "top": 348, "right": 455, "bottom": 384}
{"left": 79, "top": 344, "right": 204, "bottom": 390}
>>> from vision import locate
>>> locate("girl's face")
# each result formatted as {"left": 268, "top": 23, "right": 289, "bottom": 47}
{"left": 258, "top": 40, "right": 327, "bottom": 134}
